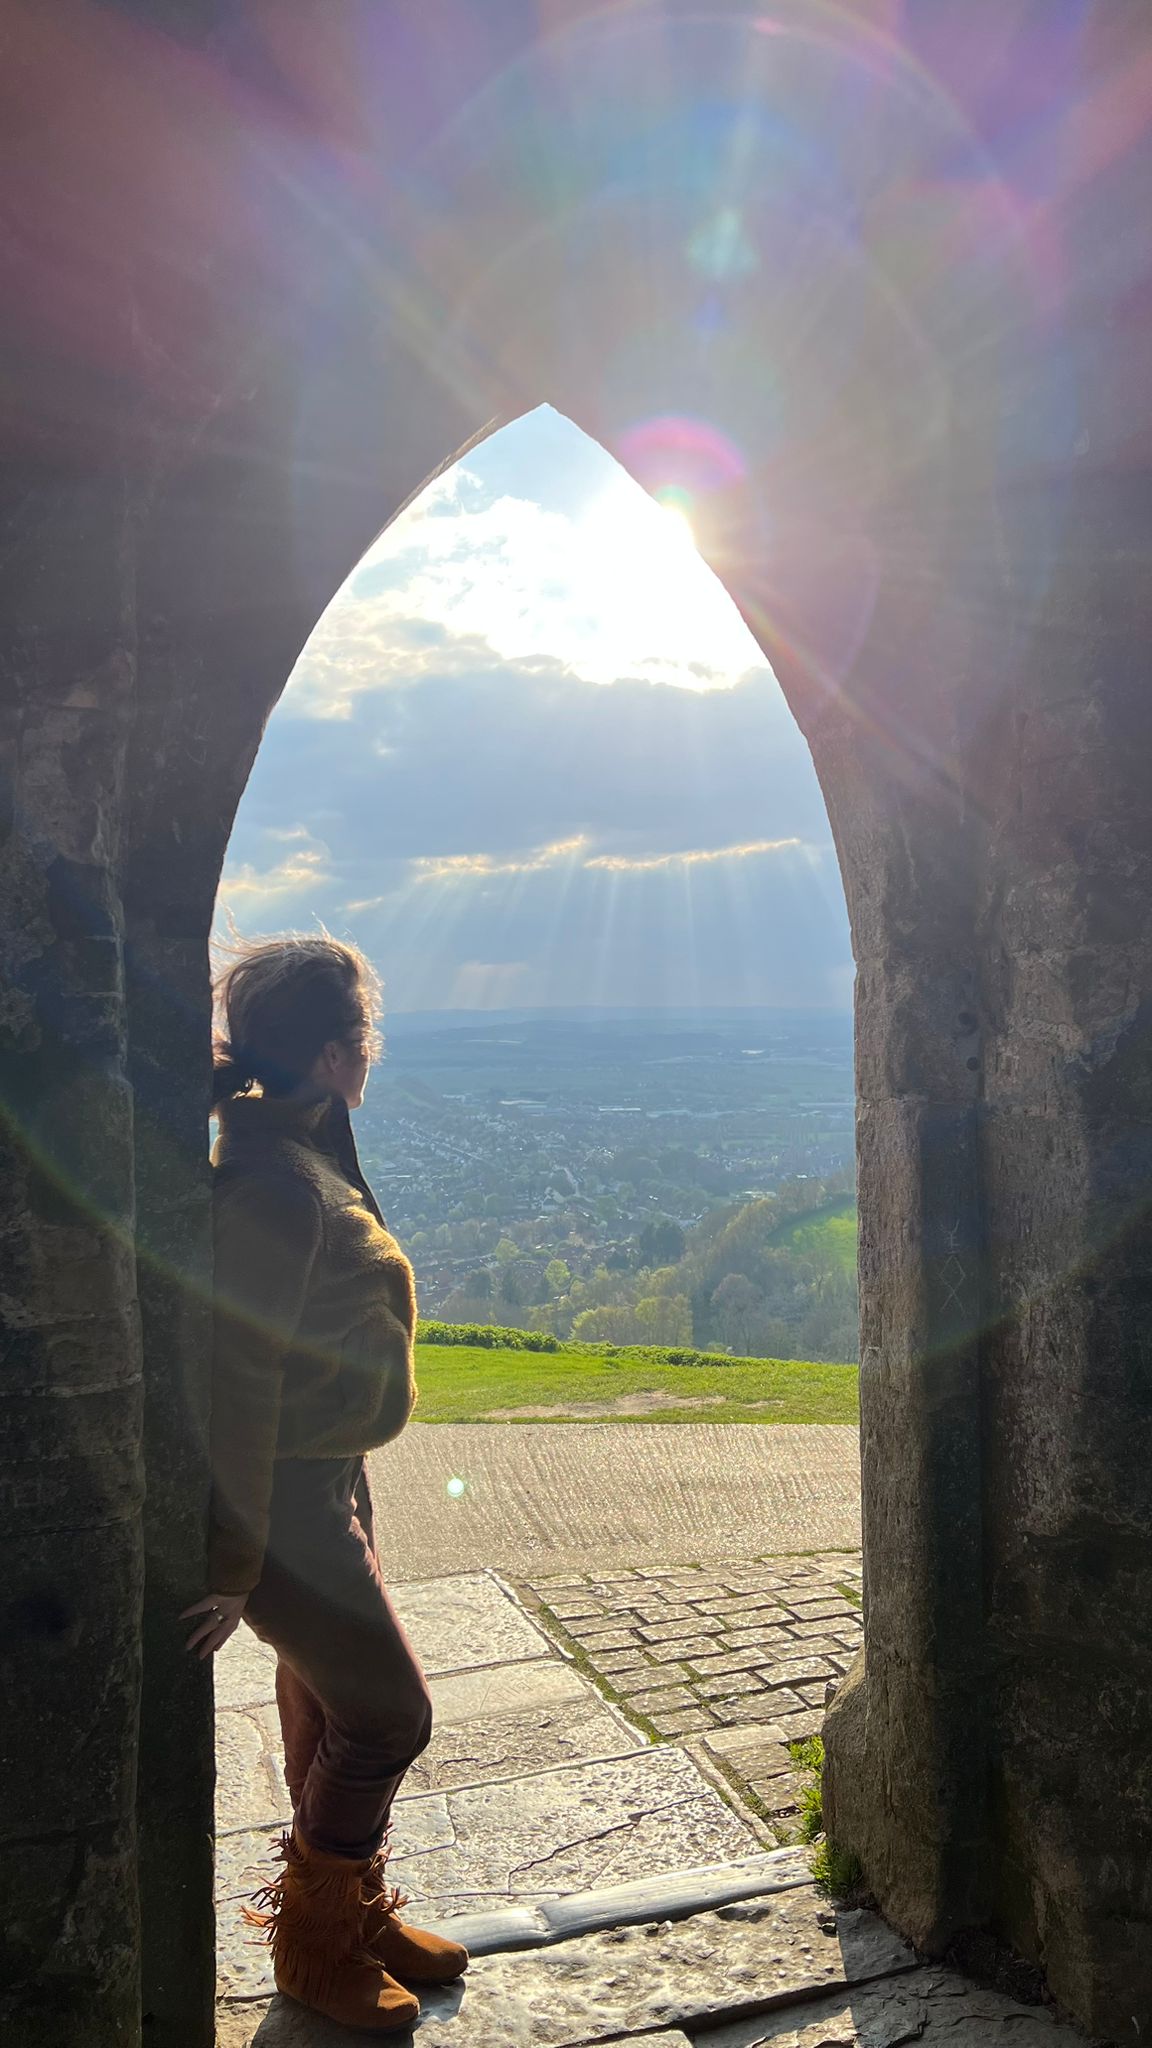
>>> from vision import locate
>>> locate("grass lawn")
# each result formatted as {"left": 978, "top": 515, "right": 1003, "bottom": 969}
{"left": 770, "top": 1197, "right": 858, "bottom": 1275}
{"left": 411, "top": 1341, "right": 859, "bottom": 1426}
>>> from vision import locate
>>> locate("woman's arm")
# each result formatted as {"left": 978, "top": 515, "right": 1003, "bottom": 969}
{"left": 204, "top": 1171, "right": 323, "bottom": 1599}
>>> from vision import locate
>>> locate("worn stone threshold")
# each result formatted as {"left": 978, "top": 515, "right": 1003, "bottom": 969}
{"left": 220, "top": 1848, "right": 812, "bottom": 2006}
{"left": 403, "top": 1899, "right": 915, "bottom": 2045}
{"left": 218, "top": 1890, "right": 920, "bottom": 2045}
{"left": 408, "top": 1845, "right": 813, "bottom": 1956}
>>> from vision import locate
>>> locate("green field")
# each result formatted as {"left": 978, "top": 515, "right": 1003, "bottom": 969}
{"left": 769, "top": 1197, "right": 858, "bottom": 1275}
{"left": 411, "top": 1340, "right": 859, "bottom": 1426}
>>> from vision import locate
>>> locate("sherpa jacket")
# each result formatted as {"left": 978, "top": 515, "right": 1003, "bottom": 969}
{"left": 207, "top": 1091, "right": 417, "bottom": 1594}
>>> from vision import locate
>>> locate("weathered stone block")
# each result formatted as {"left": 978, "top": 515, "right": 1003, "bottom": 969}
{"left": 0, "top": 1821, "right": 140, "bottom": 2048}
{"left": 390, "top": 1572, "right": 554, "bottom": 1675}
{"left": 696, "top": 1965, "right": 1079, "bottom": 2048}
{"left": 0, "top": 1522, "right": 143, "bottom": 1838}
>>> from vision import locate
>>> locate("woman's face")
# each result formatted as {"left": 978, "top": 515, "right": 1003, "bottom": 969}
{"left": 329, "top": 1035, "right": 372, "bottom": 1109}
{"left": 312, "top": 1026, "right": 373, "bottom": 1109}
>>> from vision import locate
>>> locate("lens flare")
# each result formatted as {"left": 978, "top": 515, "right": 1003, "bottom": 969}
{"left": 653, "top": 483, "right": 695, "bottom": 524}
{"left": 687, "top": 206, "right": 760, "bottom": 281}
{"left": 616, "top": 416, "right": 748, "bottom": 502}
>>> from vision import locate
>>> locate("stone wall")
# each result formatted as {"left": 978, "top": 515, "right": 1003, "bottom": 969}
{"left": 979, "top": 474, "right": 1152, "bottom": 2021}
{"left": 0, "top": 472, "right": 145, "bottom": 2045}
{"left": 3, "top": 4, "right": 1152, "bottom": 2042}
{"left": 823, "top": 6, "right": 1152, "bottom": 2021}
{"left": 823, "top": 463, "right": 1152, "bottom": 2030}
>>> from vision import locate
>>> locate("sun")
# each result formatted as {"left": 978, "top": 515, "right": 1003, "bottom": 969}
{"left": 572, "top": 474, "right": 753, "bottom": 688}
{"left": 581, "top": 475, "right": 701, "bottom": 577}
{"left": 653, "top": 497, "right": 699, "bottom": 550}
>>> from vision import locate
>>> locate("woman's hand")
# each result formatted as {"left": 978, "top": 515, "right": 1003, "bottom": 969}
{"left": 181, "top": 1592, "right": 248, "bottom": 1658}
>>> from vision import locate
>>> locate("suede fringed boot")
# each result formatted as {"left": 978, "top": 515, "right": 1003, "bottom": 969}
{"left": 246, "top": 1829, "right": 420, "bottom": 2033}
{"left": 361, "top": 1842, "right": 470, "bottom": 1985}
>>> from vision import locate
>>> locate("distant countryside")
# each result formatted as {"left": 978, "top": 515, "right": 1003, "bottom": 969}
{"left": 357, "top": 1007, "right": 859, "bottom": 1371}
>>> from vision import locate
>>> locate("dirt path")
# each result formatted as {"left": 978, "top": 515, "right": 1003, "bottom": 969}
{"left": 369, "top": 1421, "right": 861, "bottom": 1580}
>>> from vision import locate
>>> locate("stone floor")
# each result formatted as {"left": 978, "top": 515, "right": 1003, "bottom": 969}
{"left": 218, "top": 1881, "right": 1085, "bottom": 2048}
{"left": 215, "top": 1560, "right": 1084, "bottom": 2048}
{"left": 367, "top": 1423, "right": 862, "bottom": 1579}
{"left": 216, "top": 1572, "right": 761, "bottom": 2004}
{"left": 515, "top": 1552, "right": 863, "bottom": 1823}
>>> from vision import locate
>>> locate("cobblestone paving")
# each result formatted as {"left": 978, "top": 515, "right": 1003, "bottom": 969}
{"left": 516, "top": 1551, "right": 863, "bottom": 1828}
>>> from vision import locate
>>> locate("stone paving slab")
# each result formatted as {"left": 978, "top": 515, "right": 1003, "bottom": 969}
{"left": 703, "top": 1727, "right": 805, "bottom": 1822}
{"left": 390, "top": 1571, "right": 554, "bottom": 1675}
{"left": 215, "top": 1571, "right": 551, "bottom": 1715}
{"left": 216, "top": 1576, "right": 604, "bottom": 1833}
{"left": 695, "top": 1965, "right": 1084, "bottom": 2048}
{"left": 519, "top": 1553, "right": 863, "bottom": 1790}
{"left": 369, "top": 1425, "right": 861, "bottom": 1580}
{"left": 216, "top": 1631, "right": 280, "bottom": 1712}
{"left": 219, "top": 1670, "right": 639, "bottom": 1837}
{"left": 405, "top": 1661, "right": 639, "bottom": 1797}
{"left": 217, "top": 1892, "right": 914, "bottom": 2045}
{"left": 218, "top": 1745, "right": 759, "bottom": 2000}
{"left": 423, "top": 1657, "right": 586, "bottom": 1727}
{"left": 218, "top": 1703, "right": 291, "bottom": 1834}
{"left": 219, "top": 2011, "right": 692, "bottom": 2048}
{"left": 217, "top": 1747, "right": 757, "bottom": 1907}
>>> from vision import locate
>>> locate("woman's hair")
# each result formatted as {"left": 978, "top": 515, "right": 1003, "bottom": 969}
{"left": 211, "top": 931, "right": 382, "bottom": 1105}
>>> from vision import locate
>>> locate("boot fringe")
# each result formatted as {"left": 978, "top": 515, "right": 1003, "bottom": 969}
{"left": 363, "top": 1832, "right": 410, "bottom": 1919}
{"left": 244, "top": 1829, "right": 374, "bottom": 1972}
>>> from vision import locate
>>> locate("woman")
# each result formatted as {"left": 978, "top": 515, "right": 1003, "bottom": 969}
{"left": 182, "top": 934, "right": 467, "bottom": 2033}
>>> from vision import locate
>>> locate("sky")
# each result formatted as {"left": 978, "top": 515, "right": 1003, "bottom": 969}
{"left": 220, "top": 405, "right": 852, "bottom": 1013}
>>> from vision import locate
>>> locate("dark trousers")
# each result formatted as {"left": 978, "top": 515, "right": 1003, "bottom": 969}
{"left": 244, "top": 1456, "right": 433, "bottom": 1860}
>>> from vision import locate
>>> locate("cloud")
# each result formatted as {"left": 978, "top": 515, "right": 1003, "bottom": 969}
{"left": 219, "top": 629, "right": 850, "bottom": 1011}
{"left": 286, "top": 431, "right": 768, "bottom": 717}
{"left": 376, "top": 831, "right": 813, "bottom": 885}
{"left": 586, "top": 837, "right": 805, "bottom": 873}
{"left": 411, "top": 836, "right": 590, "bottom": 883}
{"left": 239, "top": 647, "right": 825, "bottom": 867}
{"left": 219, "top": 828, "right": 332, "bottom": 904}
{"left": 219, "top": 408, "right": 851, "bottom": 1010}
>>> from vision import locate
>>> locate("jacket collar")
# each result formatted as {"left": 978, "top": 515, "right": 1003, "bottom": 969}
{"left": 215, "top": 1089, "right": 341, "bottom": 1150}
{"left": 214, "top": 1090, "right": 385, "bottom": 1226}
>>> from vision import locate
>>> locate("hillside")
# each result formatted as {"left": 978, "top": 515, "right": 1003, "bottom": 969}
{"left": 436, "top": 1175, "right": 860, "bottom": 1363}
{"left": 411, "top": 1332, "right": 859, "bottom": 1425}
{"left": 767, "top": 1197, "right": 857, "bottom": 1276}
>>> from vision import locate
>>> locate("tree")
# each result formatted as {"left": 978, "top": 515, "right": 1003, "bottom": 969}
{"left": 493, "top": 1236, "right": 519, "bottom": 1264}
{"left": 496, "top": 1261, "right": 526, "bottom": 1307}
{"left": 572, "top": 1304, "right": 643, "bottom": 1344}
{"left": 637, "top": 1216, "right": 686, "bottom": 1269}
{"left": 634, "top": 1293, "right": 692, "bottom": 1345}
{"left": 498, "top": 1257, "right": 546, "bottom": 1307}
{"left": 711, "top": 1272, "right": 768, "bottom": 1356}
{"left": 439, "top": 1285, "right": 501, "bottom": 1323}
{"left": 544, "top": 1258, "right": 571, "bottom": 1297}
{"left": 646, "top": 1263, "right": 687, "bottom": 1298}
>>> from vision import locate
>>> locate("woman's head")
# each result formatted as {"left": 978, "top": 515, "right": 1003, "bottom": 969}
{"left": 211, "top": 933, "right": 382, "bottom": 1108}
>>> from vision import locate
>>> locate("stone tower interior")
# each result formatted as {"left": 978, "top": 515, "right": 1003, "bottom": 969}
{"left": 2, "top": 3, "right": 1151, "bottom": 2043}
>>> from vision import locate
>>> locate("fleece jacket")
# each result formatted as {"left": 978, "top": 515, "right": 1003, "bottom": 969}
{"left": 207, "top": 1091, "right": 416, "bottom": 1594}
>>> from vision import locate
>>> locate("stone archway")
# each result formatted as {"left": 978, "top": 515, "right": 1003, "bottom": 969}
{"left": 5, "top": 5, "right": 1152, "bottom": 2043}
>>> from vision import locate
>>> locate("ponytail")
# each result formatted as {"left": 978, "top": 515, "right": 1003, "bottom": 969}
{"left": 210, "top": 932, "right": 381, "bottom": 1107}
{"left": 210, "top": 1047, "right": 255, "bottom": 1106}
